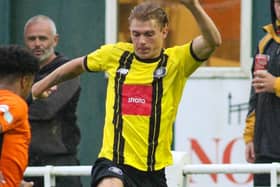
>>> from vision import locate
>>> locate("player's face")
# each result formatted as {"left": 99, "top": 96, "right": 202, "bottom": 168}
{"left": 130, "top": 19, "right": 168, "bottom": 59}
{"left": 275, "top": 0, "right": 280, "bottom": 20}
{"left": 24, "top": 20, "right": 58, "bottom": 65}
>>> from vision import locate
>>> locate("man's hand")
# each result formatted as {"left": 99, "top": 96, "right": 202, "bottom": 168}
{"left": 19, "top": 180, "right": 34, "bottom": 187}
{"left": 245, "top": 142, "right": 255, "bottom": 163}
{"left": 253, "top": 70, "right": 276, "bottom": 93}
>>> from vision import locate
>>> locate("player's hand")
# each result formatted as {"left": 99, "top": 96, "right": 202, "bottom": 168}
{"left": 19, "top": 180, "right": 34, "bottom": 187}
{"left": 32, "top": 85, "right": 57, "bottom": 100}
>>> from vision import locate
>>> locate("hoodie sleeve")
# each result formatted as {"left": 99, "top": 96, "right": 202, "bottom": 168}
{"left": 243, "top": 110, "right": 255, "bottom": 144}
{"left": 28, "top": 77, "right": 80, "bottom": 120}
{"left": 243, "top": 52, "right": 258, "bottom": 144}
{"left": 273, "top": 77, "right": 280, "bottom": 97}
{"left": 243, "top": 85, "right": 256, "bottom": 144}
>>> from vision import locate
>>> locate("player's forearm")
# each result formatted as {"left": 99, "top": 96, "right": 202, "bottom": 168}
{"left": 32, "top": 57, "right": 84, "bottom": 97}
{"left": 183, "top": 1, "right": 221, "bottom": 47}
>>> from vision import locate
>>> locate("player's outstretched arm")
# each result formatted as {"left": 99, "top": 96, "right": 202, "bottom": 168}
{"left": 32, "top": 56, "right": 85, "bottom": 99}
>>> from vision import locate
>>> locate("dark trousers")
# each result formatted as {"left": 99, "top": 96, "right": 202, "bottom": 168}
{"left": 254, "top": 156, "right": 280, "bottom": 187}
{"left": 25, "top": 154, "right": 82, "bottom": 187}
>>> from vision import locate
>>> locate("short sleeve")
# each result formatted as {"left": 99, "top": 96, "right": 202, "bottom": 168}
{"left": 84, "top": 44, "right": 115, "bottom": 72}
{"left": 0, "top": 98, "right": 27, "bottom": 132}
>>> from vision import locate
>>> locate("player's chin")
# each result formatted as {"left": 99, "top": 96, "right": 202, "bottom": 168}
{"left": 135, "top": 51, "right": 152, "bottom": 60}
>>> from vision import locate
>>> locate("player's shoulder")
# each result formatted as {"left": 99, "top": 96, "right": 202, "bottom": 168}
{"left": 0, "top": 91, "right": 27, "bottom": 111}
{"left": 0, "top": 90, "right": 28, "bottom": 120}
{"left": 101, "top": 42, "right": 134, "bottom": 53}
{"left": 164, "top": 42, "right": 191, "bottom": 56}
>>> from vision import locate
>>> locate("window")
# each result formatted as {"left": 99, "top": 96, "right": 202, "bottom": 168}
{"left": 105, "top": 0, "right": 252, "bottom": 78}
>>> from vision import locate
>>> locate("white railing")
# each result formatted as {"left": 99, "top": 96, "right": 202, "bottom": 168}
{"left": 23, "top": 152, "right": 280, "bottom": 187}
{"left": 24, "top": 165, "right": 92, "bottom": 187}
{"left": 24, "top": 151, "right": 189, "bottom": 187}
{"left": 182, "top": 163, "right": 280, "bottom": 187}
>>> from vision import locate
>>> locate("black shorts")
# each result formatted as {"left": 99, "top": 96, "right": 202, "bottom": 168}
{"left": 91, "top": 158, "right": 168, "bottom": 187}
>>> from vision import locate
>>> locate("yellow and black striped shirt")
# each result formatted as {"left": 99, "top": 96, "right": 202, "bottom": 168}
{"left": 84, "top": 42, "right": 202, "bottom": 171}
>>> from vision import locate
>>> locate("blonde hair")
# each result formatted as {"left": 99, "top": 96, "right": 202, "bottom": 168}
{"left": 128, "top": 1, "right": 168, "bottom": 29}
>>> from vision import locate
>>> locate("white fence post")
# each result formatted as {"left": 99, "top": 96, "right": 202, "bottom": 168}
{"left": 43, "top": 165, "right": 55, "bottom": 187}
{"left": 166, "top": 151, "right": 189, "bottom": 187}
{"left": 182, "top": 174, "right": 188, "bottom": 187}
{"left": 271, "top": 162, "right": 280, "bottom": 187}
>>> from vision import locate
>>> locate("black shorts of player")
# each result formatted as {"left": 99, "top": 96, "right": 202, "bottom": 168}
{"left": 91, "top": 158, "right": 168, "bottom": 187}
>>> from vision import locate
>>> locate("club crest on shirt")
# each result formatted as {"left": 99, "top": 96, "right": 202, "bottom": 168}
{"left": 117, "top": 68, "right": 129, "bottom": 75}
{"left": 0, "top": 105, "right": 13, "bottom": 124}
{"left": 108, "top": 166, "right": 123, "bottom": 176}
{"left": 154, "top": 66, "right": 167, "bottom": 78}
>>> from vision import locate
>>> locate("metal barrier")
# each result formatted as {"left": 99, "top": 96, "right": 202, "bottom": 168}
{"left": 24, "top": 153, "right": 280, "bottom": 187}
{"left": 24, "top": 151, "right": 189, "bottom": 187}
{"left": 183, "top": 163, "right": 280, "bottom": 187}
{"left": 24, "top": 165, "right": 92, "bottom": 187}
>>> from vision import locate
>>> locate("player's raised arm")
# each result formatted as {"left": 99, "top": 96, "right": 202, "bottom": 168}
{"left": 32, "top": 56, "right": 85, "bottom": 99}
{"left": 181, "top": 0, "right": 222, "bottom": 60}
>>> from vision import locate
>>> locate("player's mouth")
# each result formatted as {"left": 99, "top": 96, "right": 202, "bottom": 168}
{"left": 137, "top": 47, "right": 149, "bottom": 54}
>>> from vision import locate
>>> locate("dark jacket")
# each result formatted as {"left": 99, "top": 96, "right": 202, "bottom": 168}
{"left": 249, "top": 0, "right": 280, "bottom": 158}
{"left": 28, "top": 53, "right": 81, "bottom": 156}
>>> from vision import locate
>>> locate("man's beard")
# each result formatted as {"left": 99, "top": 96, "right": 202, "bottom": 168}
{"left": 38, "top": 47, "right": 54, "bottom": 64}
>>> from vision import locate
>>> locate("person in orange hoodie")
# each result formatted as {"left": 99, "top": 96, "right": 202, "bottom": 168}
{"left": 0, "top": 45, "right": 39, "bottom": 187}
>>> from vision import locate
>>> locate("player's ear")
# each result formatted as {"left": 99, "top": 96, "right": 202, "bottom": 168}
{"left": 53, "top": 34, "right": 59, "bottom": 48}
{"left": 20, "top": 75, "right": 34, "bottom": 98}
{"left": 162, "top": 25, "right": 168, "bottom": 39}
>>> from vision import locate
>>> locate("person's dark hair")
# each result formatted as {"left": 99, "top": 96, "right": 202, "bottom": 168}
{"left": 128, "top": 1, "right": 168, "bottom": 29}
{"left": 0, "top": 45, "right": 39, "bottom": 78}
{"left": 271, "top": 0, "right": 276, "bottom": 28}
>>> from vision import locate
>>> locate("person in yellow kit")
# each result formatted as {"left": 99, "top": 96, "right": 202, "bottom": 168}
{"left": 244, "top": 0, "right": 280, "bottom": 186}
{"left": 0, "top": 45, "right": 39, "bottom": 187}
{"left": 31, "top": 0, "right": 221, "bottom": 186}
